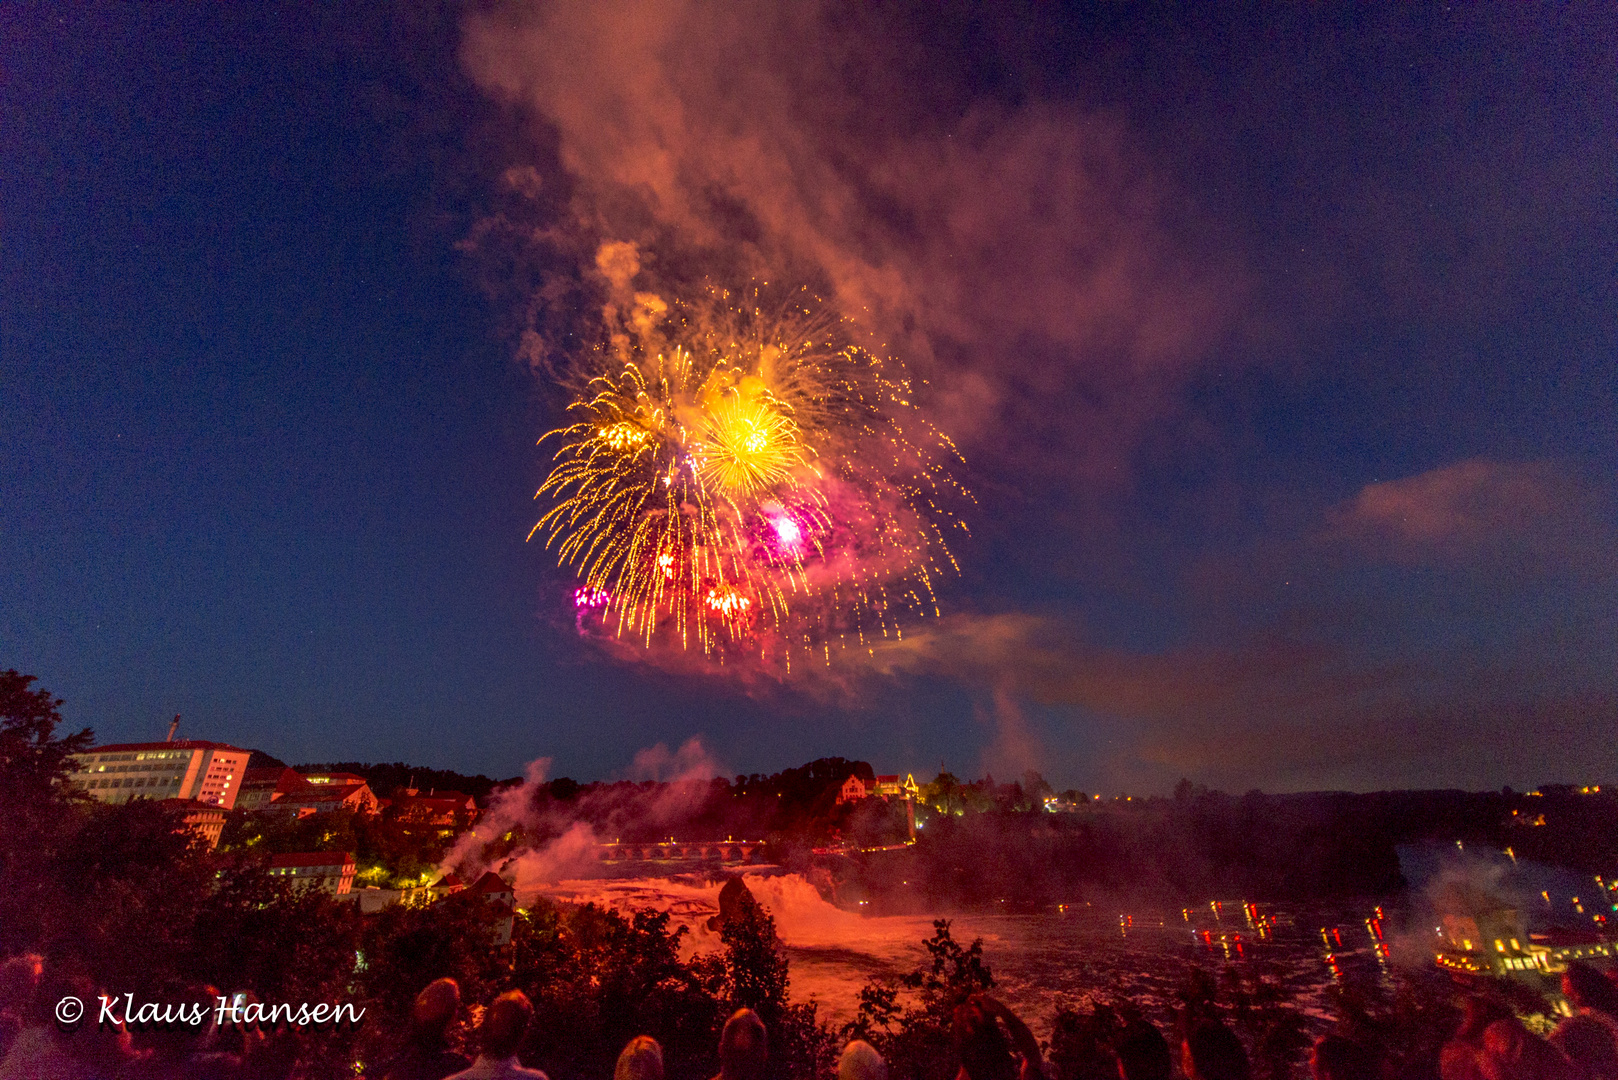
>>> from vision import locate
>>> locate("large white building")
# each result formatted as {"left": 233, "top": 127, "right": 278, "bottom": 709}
{"left": 67, "top": 740, "right": 251, "bottom": 809}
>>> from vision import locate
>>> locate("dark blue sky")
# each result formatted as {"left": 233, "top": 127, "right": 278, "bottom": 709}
{"left": 4, "top": 3, "right": 1614, "bottom": 792}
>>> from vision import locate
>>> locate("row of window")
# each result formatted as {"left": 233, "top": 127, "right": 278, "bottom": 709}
{"left": 82, "top": 776, "right": 181, "bottom": 790}
{"left": 82, "top": 762, "right": 188, "bottom": 774}
{"left": 81, "top": 751, "right": 196, "bottom": 764}
{"left": 269, "top": 867, "right": 351, "bottom": 875}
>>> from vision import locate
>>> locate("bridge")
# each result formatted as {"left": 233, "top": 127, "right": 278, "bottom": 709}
{"left": 596, "top": 841, "right": 764, "bottom": 864}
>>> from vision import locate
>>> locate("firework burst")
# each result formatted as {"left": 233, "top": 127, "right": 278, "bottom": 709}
{"left": 531, "top": 284, "right": 967, "bottom": 668}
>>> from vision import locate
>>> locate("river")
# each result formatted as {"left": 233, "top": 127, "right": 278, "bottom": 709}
{"left": 535, "top": 870, "right": 1395, "bottom": 1034}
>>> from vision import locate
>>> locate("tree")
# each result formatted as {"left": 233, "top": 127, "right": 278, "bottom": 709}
{"left": 1022, "top": 770, "right": 1054, "bottom": 803}
{"left": 720, "top": 883, "right": 789, "bottom": 1022}
{"left": 0, "top": 669, "right": 91, "bottom": 805}
{"left": 0, "top": 671, "right": 94, "bottom": 956}
{"left": 848, "top": 921, "right": 997, "bottom": 1080}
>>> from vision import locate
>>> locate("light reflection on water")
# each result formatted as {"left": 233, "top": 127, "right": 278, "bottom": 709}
{"left": 537, "top": 872, "right": 1393, "bottom": 1031}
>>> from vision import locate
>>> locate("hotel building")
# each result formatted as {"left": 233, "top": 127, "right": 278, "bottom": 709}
{"left": 67, "top": 740, "right": 251, "bottom": 809}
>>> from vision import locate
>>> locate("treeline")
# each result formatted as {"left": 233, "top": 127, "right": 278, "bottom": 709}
{"left": 291, "top": 761, "right": 521, "bottom": 801}
{"left": 835, "top": 787, "right": 1618, "bottom": 908}
{"left": 467, "top": 764, "right": 1618, "bottom": 904}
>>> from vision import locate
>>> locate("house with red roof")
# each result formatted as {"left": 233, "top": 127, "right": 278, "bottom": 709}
{"left": 469, "top": 871, "right": 516, "bottom": 945}
{"left": 388, "top": 789, "right": 479, "bottom": 828}
{"left": 836, "top": 774, "right": 869, "bottom": 805}
{"left": 236, "top": 767, "right": 308, "bottom": 811}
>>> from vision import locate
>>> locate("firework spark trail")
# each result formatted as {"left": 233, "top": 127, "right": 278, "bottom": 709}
{"left": 531, "top": 282, "right": 969, "bottom": 670}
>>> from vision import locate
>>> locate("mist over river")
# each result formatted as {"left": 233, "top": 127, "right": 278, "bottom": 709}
{"left": 535, "top": 870, "right": 1393, "bottom": 1033}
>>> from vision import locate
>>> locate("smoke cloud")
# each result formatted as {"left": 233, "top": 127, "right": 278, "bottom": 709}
{"left": 453, "top": 3, "right": 1613, "bottom": 791}
{"left": 460, "top": 0, "right": 1236, "bottom": 477}
{"left": 444, "top": 738, "right": 728, "bottom": 892}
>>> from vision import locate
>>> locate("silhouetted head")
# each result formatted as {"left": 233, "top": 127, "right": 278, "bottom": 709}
{"left": 1478, "top": 1016, "right": 1576, "bottom": 1080}
{"left": 1310, "top": 1034, "right": 1377, "bottom": 1080}
{"left": 481, "top": 991, "right": 533, "bottom": 1060}
{"left": 0, "top": 954, "right": 42, "bottom": 1014}
{"left": 1478, "top": 1018, "right": 1532, "bottom": 1080}
{"left": 1563, "top": 961, "right": 1618, "bottom": 1017}
{"left": 954, "top": 1000, "right": 1018, "bottom": 1080}
{"left": 1550, "top": 1013, "right": 1618, "bottom": 1079}
{"left": 1456, "top": 996, "right": 1515, "bottom": 1044}
{"left": 719, "top": 1008, "right": 768, "bottom": 1080}
{"left": 616, "top": 1035, "right": 665, "bottom": 1080}
{"left": 1114, "top": 1020, "right": 1172, "bottom": 1080}
{"left": 1181, "top": 1021, "right": 1250, "bottom": 1080}
{"left": 411, "top": 977, "right": 461, "bottom": 1039}
{"left": 840, "top": 1039, "right": 888, "bottom": 1080}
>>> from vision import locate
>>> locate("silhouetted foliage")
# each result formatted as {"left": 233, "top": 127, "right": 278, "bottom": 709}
{"left": 293, "top": 760, "right": 518, "bottom": 800}
{"left": 0, "top": 670, "right": 94, "bottom": 957}
{"left": 846, "top": 920, "right": 997, "bottom": 1080}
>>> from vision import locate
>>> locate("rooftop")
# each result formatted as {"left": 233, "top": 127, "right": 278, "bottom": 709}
{"left": 469, "top": 871, "right": 513, "bottom": 895}
{"left": 77, "top": 740, "right": 250, "bottom": 754}
{"left": 269, "top": 851, "right": 356, "bottom": 868}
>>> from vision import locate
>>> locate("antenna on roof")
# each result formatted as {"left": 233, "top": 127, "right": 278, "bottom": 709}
{"left": 167, "top": 715, "right": 181, "bottom": 742}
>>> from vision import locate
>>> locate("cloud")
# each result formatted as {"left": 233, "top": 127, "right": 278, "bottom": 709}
{"left": 460, "top": 0, "right": 1239, "bottom": 476}
{"left": 860, "top": 475, "right": 1618, "bottom": 790}
{"left": 1322, "top": 458, "right": 1614, "bottom": 575}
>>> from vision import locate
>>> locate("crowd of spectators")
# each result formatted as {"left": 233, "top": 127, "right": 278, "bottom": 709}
{"left": 3, "top": 948, "right": 1618, "bottom": 1079}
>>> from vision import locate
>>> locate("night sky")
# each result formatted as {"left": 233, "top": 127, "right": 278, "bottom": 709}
{"left": 4, "top": 3, "right": 1614, "bottom": 793}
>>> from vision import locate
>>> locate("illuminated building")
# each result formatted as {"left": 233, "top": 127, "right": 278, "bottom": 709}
{"left": 836, "top": 775, "right": 869, "bottom": 804}
{"left": 1435, "top": 905, "right": 1616, "bottom": 977}
{"left": 267, "top": 851, "right": 356, "bottom": 895}
{"left": 348, "top": 872, "right": 468, "bottom": 914}
{"left": 873, "top": 774, "right": 920, "bottom": 800}
{"left": 469, "top": 871, "right": 517, "bottom": 945}
{"left": 386, "top": 789, "right": 479, "bottom": 827}
{"left": 274, "top": 772, "right": 380, "bottom": 816}
{"left": 162, "top": 799, "right": 227, "bottom": 852}
{"left": 235, "top": 767, "right": 308, "bottom": 811}
{"left": 68, "top": 740, "right": 250, "bottom": 809}
{"left": 236, "top": 768, "right": 380, "bottom": 816}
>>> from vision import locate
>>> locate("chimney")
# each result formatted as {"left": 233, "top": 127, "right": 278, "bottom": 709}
{"left": 166, "top": 715, "right": 181, "bottom": 742}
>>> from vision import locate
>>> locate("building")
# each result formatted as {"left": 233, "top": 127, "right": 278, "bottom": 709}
{"left": 1440, "top": 906, "right": 1528, "bottom": 961}
{"left": 162, "top": 799, "right": 227, "bottom": 851}
{"left": 836, "top": 774, "right": 869, "bottom": 804}
{"left": 469, "top": 871, "right": 517, "bottom": 945}
{"left": 68, "top": 740, "right": 251, "bottom": 809}
{"left": 267, "top": 852, "right": 357, "bottom": 895}
{"left": 431, "top": 872, "right": 466, "bottom": 897}
{"left": 388, "top": 789, "right": 479, "bottom": 828}
{"left": 1433, "top": 903, "right": 1615, "bottom": 977}
{"left": 345, "top": 871, "right": 469, "bottom": 915}
{"left": 873, "top": 774, "right": 920, "bottom": 800}
{"left": 235, "top": 767, "right": 308, "bottom": 811}
{"left": 236, "top": 768, "right": 381, "bottom": 816}
{"left": 276, "top": 772, "right": 380, "bottom": 816}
